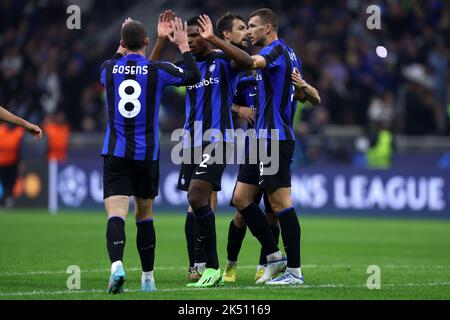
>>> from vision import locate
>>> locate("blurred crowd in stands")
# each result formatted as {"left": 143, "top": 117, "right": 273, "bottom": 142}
{"left": 1, "top": 0, "right": 449, "bottom": 136}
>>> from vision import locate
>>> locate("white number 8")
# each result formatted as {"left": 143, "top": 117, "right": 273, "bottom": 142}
{"left": 118, "top": 79, "right": 142, "bottom": 118}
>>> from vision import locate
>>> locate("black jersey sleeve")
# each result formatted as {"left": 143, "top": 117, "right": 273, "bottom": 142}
{"left": 156, "top": 52, "right": 200, "bottom": 86}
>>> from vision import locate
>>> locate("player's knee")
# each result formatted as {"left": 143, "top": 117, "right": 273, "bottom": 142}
{"left": 105, "top": 196, "right": 129, "bottom": 219}
{"left": 134, "top": 198, "right": 153, "bottom": 221}
{"left": 135, "top": 210, "right": 153, "bottom": 221}
{"left": 233, "top": 212, "right": 246, "bottom": 228}
{"left": 105, "top": 207, "right": 127, "bottom": 219}
{"left": 270, "top": 198, "right": 292, "bottom": 215}
{"left": 187, "top": 186, "right": 209, "bottom": 210}
{"left": 232, "top": 193, "right": 252, "bottom": 211}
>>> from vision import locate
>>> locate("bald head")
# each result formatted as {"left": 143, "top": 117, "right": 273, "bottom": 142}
{"left": 121, "top": 21, "right": 148, "bottom": 51}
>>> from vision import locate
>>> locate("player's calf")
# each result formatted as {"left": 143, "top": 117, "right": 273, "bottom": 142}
{"left": 188, "top": 180, "right": 220, "bottom": 271}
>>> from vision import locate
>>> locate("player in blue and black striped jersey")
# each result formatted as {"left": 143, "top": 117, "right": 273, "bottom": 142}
{"left": 218, "top": 8, "right": 320, "bottom": 286}
{"left": 100, "top": 17, "right": 200, "bottom": 294}
{"left": 194, "top": 13, "right": 283, "bottom": 284}
{"left": 227, "top": 70, "right": 284, "bottom": 283}
{"left": 151, "top": 13, "right": 261, "bottom": 287}
{"left": 179, "top": 14, "right": 257, "bottom": 288}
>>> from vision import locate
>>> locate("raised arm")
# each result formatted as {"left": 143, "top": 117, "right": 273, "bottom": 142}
{"left": 0, "top": 106, "right": 42, "bottom": 140}
{"left": 249, "top": 55, "right": 267, "bottom": 69}
{"left": 149, "top": 10, "right": 175, "bottom": 61}
{"left": 292, "top": 68, "right": 321, "bottom": 105}
{"left": 166, "top": 17, "right": 200, "bottom": 84}
{"left": 197, "top": 14, "right": 253, "bottom": 69}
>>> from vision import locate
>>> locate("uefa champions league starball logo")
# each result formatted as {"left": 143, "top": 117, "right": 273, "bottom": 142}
{"left": 58, "top": 166, "right": 87, "bottom": 207}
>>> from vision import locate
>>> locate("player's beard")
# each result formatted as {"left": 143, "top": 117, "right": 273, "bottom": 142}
{"left": 232, "top": 38, "right": 252, "bottom": 54}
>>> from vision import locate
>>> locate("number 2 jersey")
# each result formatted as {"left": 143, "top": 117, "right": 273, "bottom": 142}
{"left": 100, "top": 53, "right": 199, "bottom": 161}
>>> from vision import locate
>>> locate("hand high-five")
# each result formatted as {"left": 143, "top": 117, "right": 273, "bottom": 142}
{"left": 197, "top": 14, "right": 215, "bottom": 40}
{"left": 157, "top": 10, "right": 175, "bottom": 39}
{"left": 167, "top": 17, "right": 190, "bottom": 53}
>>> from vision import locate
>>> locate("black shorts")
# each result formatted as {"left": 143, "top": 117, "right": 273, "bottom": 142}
{"left": 258, "top": 140, "right": 295, "bottom": 189}
{"left": 235, "top": 140, "right": 295, "bottom": 190}
{"left": 236, "top": 162, "right": 259, "bottom": 185}
{"left": 103, "top": 155, "right": 159, "bottom": 199}
{"left": 177, "top": 143, "right": 232, "bottom": 192}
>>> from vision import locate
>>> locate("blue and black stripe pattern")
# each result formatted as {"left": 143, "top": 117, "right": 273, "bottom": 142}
{"left": 177, "top": 52, "right": 239, "bottom": 148}
{"left": 233, "top": 71, "right": 257, "bottom": 130}
{"left": 255, "top": 39, "right": 303, "bottom": 141}
{"left": 100, "top": 54, "right": 188, "bottom": 160}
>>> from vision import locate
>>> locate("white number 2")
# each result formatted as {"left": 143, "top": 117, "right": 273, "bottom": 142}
{"left": 200, "top": 154, "right": 211, "bottom": 168}
{"left": 118, "top": 79, "right": 142, "bottom": 118}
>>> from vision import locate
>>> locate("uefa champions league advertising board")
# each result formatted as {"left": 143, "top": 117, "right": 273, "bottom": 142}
{"left": 48, "top": 150, "right": 450, "bottom": 218}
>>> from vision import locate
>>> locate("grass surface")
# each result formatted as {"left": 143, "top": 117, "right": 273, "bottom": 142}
{"left": 0, "top": 210, "right": 449, "bottom": 300}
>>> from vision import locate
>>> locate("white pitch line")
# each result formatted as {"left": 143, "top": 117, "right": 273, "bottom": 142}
{"left": 1, "top": 282, "right": 450, "bottom": 297}
{"left": 2, "top": 264, "right": 450, "bottom": 277}
{"left": 0, "top": 265, "right": 298, "bottom": 277}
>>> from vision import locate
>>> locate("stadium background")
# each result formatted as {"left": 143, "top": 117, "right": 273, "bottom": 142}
{"left": 1, "top": 0, "right": 449, "bottom": 216}
{"left": 0, "top": 0, "right": 450, "bottom": 300}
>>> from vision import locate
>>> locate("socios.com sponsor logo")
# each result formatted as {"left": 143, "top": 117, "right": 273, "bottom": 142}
{"left": 187, "top": 77, "right": 219, "bottom": 90}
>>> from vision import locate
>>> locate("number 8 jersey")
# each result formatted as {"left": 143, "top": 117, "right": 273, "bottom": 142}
{"left": 100, "top": 53, "right": 190, "bottom": 161}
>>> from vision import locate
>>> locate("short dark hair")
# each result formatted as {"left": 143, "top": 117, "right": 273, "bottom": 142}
{"left": 187, "top": 16, "right": 201, "bottom": 27}
{"left": 216, "top": 12, "right": 245, "bottom": 39}
{"left": 248, "top": 8, "right": 278, "bottom": 31}
{"left": 121, "top": 21, "right": 147, "bottom": 51}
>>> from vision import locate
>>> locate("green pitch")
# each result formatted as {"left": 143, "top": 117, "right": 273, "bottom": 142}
{"left": 0, "top": 210, "right": 449, "bottom": 300}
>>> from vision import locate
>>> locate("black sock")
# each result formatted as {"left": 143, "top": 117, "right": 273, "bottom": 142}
{"left": 193, "top": 205, "right": 218, "bottom": 269}
{"left": 185, "top": 212, "right": 195, "bottom": 267}
{"left": 193, "top": 218, "right": 206, "bottom": 264}
{"left": 240, "top": 203, "right": 279, "bottom": 256}
{"left": 277, "top": 207, "right": 301, "bottom": 268}
{"left": 259, "top": 224, "right": 280, "bottom": 265}
{"left": 106, "top": 216, "right": 126, "bottom": 263}
{"left": 136, "top": 219, "right": 156, "bottom": 272}
{"left": 227, "top": 220, "right": 247, "bottom": 262}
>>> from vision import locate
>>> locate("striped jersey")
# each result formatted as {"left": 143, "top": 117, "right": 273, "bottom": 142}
{"left": 255, "top": 39, "right": 303, "bottom": 141}
{"left": 234, "top": 72, "right": 257, "bottom": 158}
{"left": 177, "top": 51, "right": 240, "bottom": 148}
{"left": 233, "top": 71, "right": 257, "bottom": 130}
{"left": 100, "top": 53, "right": 190, "bottom": 160}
